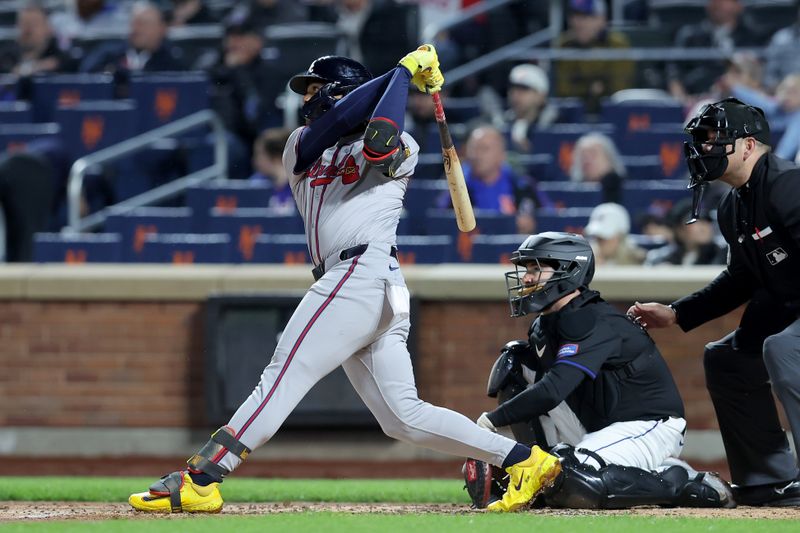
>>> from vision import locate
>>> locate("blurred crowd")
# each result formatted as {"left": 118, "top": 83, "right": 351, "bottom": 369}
{"left": 1, "top": 0, "right": 797, "bottom": 265}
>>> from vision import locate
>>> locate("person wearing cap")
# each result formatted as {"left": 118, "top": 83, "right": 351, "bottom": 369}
{"left": 644, "top": 198, "right": 726, "bottom": 266}
{"left": 505, "top": 63, "right": 560, "bottom": 153}
{"left": 584, "top": 202, "right": 645, "bottom": 266}
{"left": 553, "top": 0, "right": 634, "bottom": 114}
{"left": 630, "top": 97, "right": 800, "bottom": 506}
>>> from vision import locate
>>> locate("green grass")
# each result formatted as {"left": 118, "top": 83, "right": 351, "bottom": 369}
{"left": 1, "top": 514, "right": 799, "bottom": 533}
{"left": 0, "top": 477, "right": 469, "bottom": 503}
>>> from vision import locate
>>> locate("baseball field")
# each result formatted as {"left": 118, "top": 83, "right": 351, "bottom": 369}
{"left": 1, "top": 477, "right": 799, "bottom": 531}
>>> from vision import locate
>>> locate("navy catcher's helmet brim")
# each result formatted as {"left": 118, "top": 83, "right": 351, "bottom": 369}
{"left": 289, "top": 74, "right": 329, "bottom": 94}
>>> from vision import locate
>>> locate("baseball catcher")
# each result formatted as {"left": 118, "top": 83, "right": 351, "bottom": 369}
{"left": 464, "top": 232, "right": 735, "bottom": 510}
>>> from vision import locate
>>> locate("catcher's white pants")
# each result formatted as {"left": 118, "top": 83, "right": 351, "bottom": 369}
{"left": 215, "top": 244, "right": 518, "bottom": 472}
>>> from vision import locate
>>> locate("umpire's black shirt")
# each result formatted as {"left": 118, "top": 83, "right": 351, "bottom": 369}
{"left": 673, "top": 153, "right": 800, "bottom": 332}
{"left": 487, "top": 290, "right": 684, "bottom": 433}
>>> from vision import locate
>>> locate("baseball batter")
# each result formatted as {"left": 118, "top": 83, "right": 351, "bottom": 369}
{"left": 129, "top": 46, "right": 559, "bottom": 514}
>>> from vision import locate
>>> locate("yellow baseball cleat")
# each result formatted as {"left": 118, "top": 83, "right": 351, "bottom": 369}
{"left": 487, "top": 446, "right": 562, "bottom": 512}
{"left": 129, "top": 471, "right": 223, "bottom": 513}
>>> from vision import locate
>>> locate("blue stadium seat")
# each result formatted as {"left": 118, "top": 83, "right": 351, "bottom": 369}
{"left": 443, "top": 97, "right": 482, "bottom": 123}
{"left": 396, "top": 213, "right": 411, "bottom": 236}
{"left": 622, "top": 180, "right": 688, "bottom": 220}
{"left": 404, "top": 180, "right": 448, "bottom": 234}
{"left": 623, "top": 155, "right": 666, "bottom": 180}
{"left": 138, "top": 233, "right": 231, "bottom": 263}
{"left": 550, "top": 97, "right": 586, "bottom": 123}
{"left": 396, "top": 235, "right": 453, "bottom": 264}
{"left": 470, "top": 234, "right": 527, "bottom": 264}
{"left": 519, "top": 153, "right": 553, "bottom": 182}
{"left": 186, "top": 182, "right": 274, "bottom": 232}
{"left": 33, "top": 232, "right": 122, "bottom": 263}
{"left": 252, "top": 234, "right": 310, "bottom": 264}
{"left": 54, "top": 100, "right": 138, "bottom": 159}
{"left": 207, "top": 208, "right": 304, "bottom": 262}
{"left": 30, "top": 74, "right": 115, "bottom": 122}
{"left": 600, "top": 100, "right": 684, "bottom": 135}
{"left": 104, "top": 207, "right": 193, "bottom": 262}
{"left": 128, "top": 72, "right": 211, "bottom": 133}
{"left": 536, "top": 208, "right": 593, "bottom": 233}
{"left": 530, "top": 123, "right": 615, "bottom": 180}
{"left": 413, "top": 157, "right": 444, "bottom": 180}
{"left": 616, "top": 125, "right": 687, "bottom": 180}
{"left": 425, "top": 209, "right": 517, "bottom": 237}
{"left": 537, "top": 182, "right": 603, "bottom": 209}
{"left": 0, "top": 123, "right": 60, "bottom": 153}
{"left": 0, "top": 73, "right": 17, "bottom": 101}
{"left": 0, "top": 101, "right": 32, "bottom": 123}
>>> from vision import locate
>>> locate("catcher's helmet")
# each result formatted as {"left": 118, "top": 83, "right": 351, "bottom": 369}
{"left": 683, "top": 97, "right": 769, "bottom": 221}
{"left": 505, "top": 232, "right": 594, "bottom": 317}
{"left": 289, "top": 56, "right": 372, "bottom": 121}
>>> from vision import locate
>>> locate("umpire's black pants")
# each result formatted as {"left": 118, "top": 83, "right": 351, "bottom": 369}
{"left": 704, "top": 296, "right": 800, "bottom": 487}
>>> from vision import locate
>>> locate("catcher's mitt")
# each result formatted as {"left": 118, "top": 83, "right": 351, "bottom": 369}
{"left": 462, "top": 458, "right": 507, "bottom": 509}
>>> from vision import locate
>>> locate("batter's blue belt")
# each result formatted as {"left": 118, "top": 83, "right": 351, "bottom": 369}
{"left": 312, "top": 243, "right": 398, "bottom": 281}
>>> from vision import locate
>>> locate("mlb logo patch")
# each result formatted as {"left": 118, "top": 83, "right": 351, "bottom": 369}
{"left": 557, "top": 344, "right": 579, "bottom": 358}
{"left": 766, "top": 247, "right": 788, "bottom": 265}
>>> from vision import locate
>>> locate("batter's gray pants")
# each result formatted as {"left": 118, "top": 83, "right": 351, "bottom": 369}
{"left": 704, "top": 316, "right": 800, "bottom": 486}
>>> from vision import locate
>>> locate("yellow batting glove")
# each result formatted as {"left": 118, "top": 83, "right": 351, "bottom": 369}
{"left": 398, "top": 44, "right": 439, "bottom": 76}
{"left": 419, "top": 66, "right": 444, "bottom": 94}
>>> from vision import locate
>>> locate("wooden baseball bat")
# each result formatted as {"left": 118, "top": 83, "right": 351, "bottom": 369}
{"left": 432, "top": 92, "right": 476, "bottom": 232}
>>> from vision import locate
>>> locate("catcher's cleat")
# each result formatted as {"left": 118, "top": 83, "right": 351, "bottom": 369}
{"left": 129, "top": 471, "right": 223, "bottom": 513}
{"left": 487, "top": 446, "right": 562, "bottom": 512}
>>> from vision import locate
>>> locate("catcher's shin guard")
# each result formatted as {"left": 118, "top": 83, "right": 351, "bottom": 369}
{"left": 186, "top": 426, "right": 251, "bottom": 482}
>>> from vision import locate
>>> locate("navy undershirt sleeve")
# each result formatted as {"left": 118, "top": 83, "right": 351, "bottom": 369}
{"left": 294, "top": 67, "right": 412, "bottom": 173}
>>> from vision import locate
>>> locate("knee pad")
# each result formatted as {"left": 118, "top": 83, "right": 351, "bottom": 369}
{"left": 186, "top": 426, "right": 251, "bottom": 482}
{"left": 363, "top": 117, "right": 410, "bottom": 177}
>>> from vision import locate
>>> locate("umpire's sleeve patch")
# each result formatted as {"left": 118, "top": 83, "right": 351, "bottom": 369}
{"left": 557, "top": 343, "right": 579, "bottom": 358}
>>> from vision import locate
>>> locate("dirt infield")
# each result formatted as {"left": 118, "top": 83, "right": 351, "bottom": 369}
{"left": 2, "top": 501, "right": 800, "bottom": 522}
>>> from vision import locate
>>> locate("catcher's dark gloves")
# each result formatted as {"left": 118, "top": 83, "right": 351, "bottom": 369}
{"left": 462, "top": 458, "right": 507, "bottom": 509}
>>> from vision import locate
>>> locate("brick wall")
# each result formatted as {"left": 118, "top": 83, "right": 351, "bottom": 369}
{"left": 0, "top": 299, "right": 743, "bottom": 430}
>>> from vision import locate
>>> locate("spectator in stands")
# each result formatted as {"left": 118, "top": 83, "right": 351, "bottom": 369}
{"left": 644, "top": 198, "right": 726, "bottom": 266}
{"left": 667, "top": 0, "right": 766, "bottom": 101}
{"left": 716, "top": 51, "right": 764, "bottom": 94}
{"left": 638, "top": 211, "right": 675, "bottom": 246}
{"left": 504, "top": 64, "right": 560, "bottom": 154}
{"left": 336, "top": 0, "right": 418, "bottom": 76}
{"left": 168, "top": 0, "right": 216, "bottom": 26}
{"left": 208, "top": 18, "right": 280, "bottom": 166}
{"left": 764, "top": 3, "right": 800, "bottom": 90}
{"left": 569, "top": 132, "right": 624, "bottom": 204}
{"left": 79, "top": 1, "right": 185, "bottom": 73}
{"left": 228, "top": 0, "right": 308, "bottom": 32}
{"left": 553, "top": 0, "right": 635, "bottom": 114}
{"left": 0, "top": 2, "right": 70, "bottom": 75}
{"left": 50, "top": 0, "right": 130, "bottom": 49}
{"left": 584, "top": 202, "right": 645, "bottom": 266}
{"left": 440, "top": 125, "right": 541, "bottom": 234}
{"left": 249, "top": 128, "right": 295, "bottom": 213}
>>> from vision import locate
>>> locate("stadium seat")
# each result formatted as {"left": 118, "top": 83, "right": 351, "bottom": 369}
{"left": 138, "top": 233, "right": 232, "bottom": 263}
{"left": 537, "top": 182, "right": 603, "bottom": 209}
{"left": 104, "top": 207, "right": 193, "bottom": 262}
{"left": 0, "top": 101, "right": 33, "bottom": 123}
{"left": 33, "top": 232, "right": 122, "bottom": 263}
{"left": 600, "top": 100, "right": 684, "bottom": 135}
{"left": 30, "top": 73, "right": 115, "bottom": 122}
{"left": 54, "top": 100, "right": 138, "bottom": 159}
{"left": 252, "top": 234, "right": 310, "bottom": 264}
{"left": 470, "top": 234, "right": 527, "bottom": 264}
{"left": 186, "top": 182, "right": 274, "bottom": 232}
{"left": 128, "top": 72, "right": 211, "bottom": 134}
{"left": 0, "top": 123, "right": 60, "bottom": 153}
{"left": 404, "top": 180, "right": 448, "bottom": 234}
{"left": 622, "top": 179, "right": 689, "bottom": 220}
{"left": 442, "top": 97, "right": 482, "bottom": 123}
{"left": 395, "top": 235, "right": 454, "bottom": 264}
{"left": 536, "top": 208, "right": 593, "bottom": 234}
{"left": 650, "top": 0, "right": 707, "bottom": 40}
{"left": 530, "top": 123, "right": 615, "bottom": 180}
{"left": 549, "top": 97, "right": 586, "bottom": 123}
{"left": 425, "top": 209, "right": 517, "bottom": 237}
{"left": 623, "top": 155, "right": 667, "bottom": 180}
{"left": 207, "top": 208, "right": 304, "bottom": 262}
{"left": 616, "top": 126, "right": 688, "bottom": 180}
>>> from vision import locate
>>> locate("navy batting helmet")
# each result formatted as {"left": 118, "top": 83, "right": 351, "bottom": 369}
{"left": 289, "top": 56, "right": 372, "bottom": 122}
{"left": 505, "top": 232, "right": 594, "bottom": 317}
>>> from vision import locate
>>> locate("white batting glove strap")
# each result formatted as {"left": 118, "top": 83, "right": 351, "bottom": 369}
{"left": 477, "top": 412, "right": 497, "bottom": 433}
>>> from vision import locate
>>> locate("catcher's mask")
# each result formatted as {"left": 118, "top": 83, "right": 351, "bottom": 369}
{"left": 289, "top": 56, "right": 372, "bottom": 122}
{"left": 505, "top": 232, "right": 594, "bottom": 317}
{"left": 683, "top": 97, "right": 769, "bottom": 222}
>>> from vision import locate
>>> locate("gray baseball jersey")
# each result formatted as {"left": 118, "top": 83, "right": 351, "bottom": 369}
{"left": 213, "top": 126, "right": 521, "bottom": 474}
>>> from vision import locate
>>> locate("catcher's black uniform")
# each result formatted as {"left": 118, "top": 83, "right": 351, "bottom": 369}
{"left": 672, "top": 152, "right": 800, "bottom": 504}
